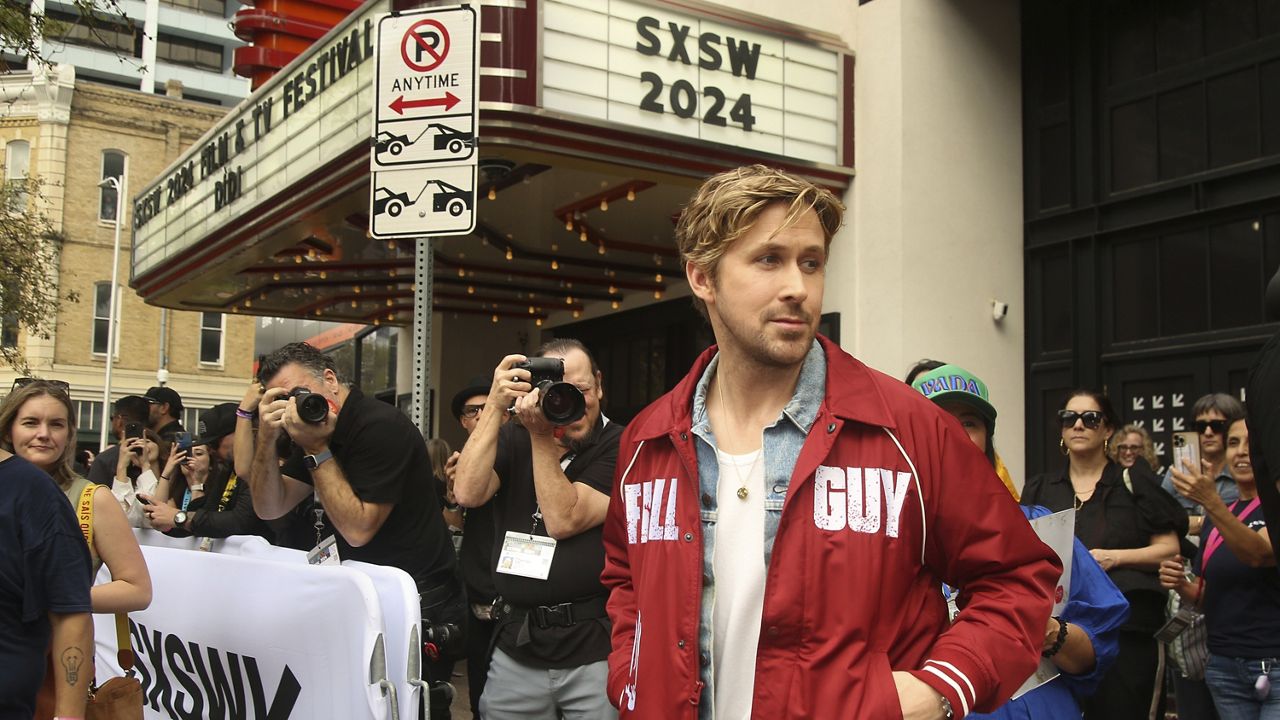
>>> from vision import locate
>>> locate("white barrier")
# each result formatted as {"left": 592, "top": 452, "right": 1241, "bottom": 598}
{"left": 94, "top": 531, "right": 425, "bottom": 719}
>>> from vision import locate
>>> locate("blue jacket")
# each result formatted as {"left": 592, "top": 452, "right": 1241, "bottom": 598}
{"left": 969, "top": 505, "right": 1130, "bottom": 719}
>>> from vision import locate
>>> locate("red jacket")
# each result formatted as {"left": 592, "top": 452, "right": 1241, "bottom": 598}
{"left": 601, "top": 337, "right": 1061, "bottom": 719}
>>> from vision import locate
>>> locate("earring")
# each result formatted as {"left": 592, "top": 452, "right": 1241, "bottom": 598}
{"left": 1103, "top": 436, "right": 1111, "bottom": 455}
{"left": 1059, "top": 438, "right": 1070, "bottom": 456}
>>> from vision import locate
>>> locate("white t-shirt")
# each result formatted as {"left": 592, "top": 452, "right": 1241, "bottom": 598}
{"left": 711, "top": 448, "right": 767, "bottom": 720}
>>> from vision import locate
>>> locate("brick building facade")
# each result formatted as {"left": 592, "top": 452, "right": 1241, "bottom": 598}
{"left": 0, "top": 65, "right": 255, "bottom": 446}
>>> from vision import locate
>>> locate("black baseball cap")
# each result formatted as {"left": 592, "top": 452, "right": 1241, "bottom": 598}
{"left": 145, "top": 386, "right": 184, "bottom": 415}
{"left": 450, "top": 376, "right": 491, "bottom": 420}
{"left": 194, "top": 403, "right": 237, "bottom": 446}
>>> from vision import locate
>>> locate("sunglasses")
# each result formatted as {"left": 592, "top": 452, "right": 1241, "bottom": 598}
{"left": 1194, "top": 419, "right": 1229, "bottom": 435}
{"left": 459, "top": 404, "right": 484, "bottom": 419}
{"left": 1058, "top": 410, "right": 1104, "bottom": 429}
{"left": 11, "top": 378, "right": 71, "bottom": 395}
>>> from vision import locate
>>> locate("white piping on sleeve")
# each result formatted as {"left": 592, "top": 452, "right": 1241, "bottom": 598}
{"left": 922, "top": 665, "right": 971, "bottom": 717}
{"left": 882, "top": 428, "right": 927, "bottom": 564}
{"left": 618, "top": 440, "right": 647, "bottom": 495}
{"left": 926, "top": 659, "right": 976, "bottom": 707}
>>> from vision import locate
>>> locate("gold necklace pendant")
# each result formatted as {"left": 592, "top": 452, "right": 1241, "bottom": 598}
{"left": 737, "top": 486, "right": 749, "bottom": 500}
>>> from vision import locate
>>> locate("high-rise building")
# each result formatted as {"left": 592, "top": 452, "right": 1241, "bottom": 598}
{"left": 23, "top": 0, "right": 250, "bottom": 106}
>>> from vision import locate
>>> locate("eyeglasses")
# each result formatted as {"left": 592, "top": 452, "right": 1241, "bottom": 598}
{"left": 1194, "top": 419, "right": 1229, "bottom": 435}
{"left": 460, "top": 404, "right": 484, "bottom": 419}
{"left": 1058, "top": 410, "right": 1104, "bottom": 429}
{"left": 1115, "top": 444, "right": 1143, "bottom": 454}
{"left": 10, "top": 378, "right": 71, "bottom": 395}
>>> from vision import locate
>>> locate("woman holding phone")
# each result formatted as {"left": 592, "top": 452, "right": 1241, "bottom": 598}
{"left": 1161, "top": 417, "right": 1280, "bottom": 717}
{"left": 112, "top": 428, "right": 165, "bottom": 528}
{"left": 1023, "top": 389, "right": 1186, "bottom": 720}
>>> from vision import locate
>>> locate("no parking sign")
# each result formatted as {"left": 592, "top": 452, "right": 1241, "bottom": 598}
{"left": 370, "top": 4, "right": 477, "bottom": 238}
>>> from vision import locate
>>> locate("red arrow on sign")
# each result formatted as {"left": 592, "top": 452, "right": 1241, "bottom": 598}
{"left": 389, "top": 92, "right": 460, "bottom": 115}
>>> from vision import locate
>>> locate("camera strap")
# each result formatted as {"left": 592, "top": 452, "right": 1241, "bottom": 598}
{"left": 312, "top": 490, "right": 327, "bottom": 548}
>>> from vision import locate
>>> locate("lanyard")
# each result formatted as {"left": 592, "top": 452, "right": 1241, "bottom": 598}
{"left": 1202, "top": 497, "right": 1262, "bottom": 569}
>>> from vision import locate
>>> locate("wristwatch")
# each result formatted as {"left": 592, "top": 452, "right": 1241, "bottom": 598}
{"left": 174, "top": 511, "right": 188, "bottom": 527}
{"left": 304, "top": 449, "right": 334, "bottom": 469}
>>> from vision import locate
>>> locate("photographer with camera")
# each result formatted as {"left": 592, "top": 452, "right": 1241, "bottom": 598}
{"left": 454, "top": 338, "right": 623, "bottom": 719}
{"left": 247, "top": 342, "right": 466, "bottom": 719}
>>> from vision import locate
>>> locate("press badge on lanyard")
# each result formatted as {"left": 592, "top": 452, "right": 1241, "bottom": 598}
{"left": 496, "top": 531, "right": 556, "bottom": 579}
{"left": 495, "top": 450, "right": 575, "bottom": 580}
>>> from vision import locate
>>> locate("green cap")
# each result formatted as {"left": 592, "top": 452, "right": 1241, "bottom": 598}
{"left": 911, "top": 364, "right": 997, "bottom": 424}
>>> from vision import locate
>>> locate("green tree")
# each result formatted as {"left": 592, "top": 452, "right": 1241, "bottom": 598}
{"left": 0, "top": 175, "right": 77, "bottom": 373}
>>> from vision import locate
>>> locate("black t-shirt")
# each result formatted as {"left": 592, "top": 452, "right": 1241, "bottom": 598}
{"left": 1023, "top": 459, "right": 1186, "bottom": 633}
{"left": 0, "top": 456, "right": 93, "bottom": 718}
{"left": 1196, "top": 500, "right": 1280, "bottom": 658}
{"left": 490, "top": 418, "right": 624, "bottom": 667}
{"left": 460, "top": 500, "right": 497, "bottom": 603}
{"left": 281, "top": 389, "right": 456, "bottom": 591}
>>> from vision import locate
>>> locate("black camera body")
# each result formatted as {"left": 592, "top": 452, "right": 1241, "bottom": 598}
{"left": 513, "top": 357, "right": 586, "bottom": 426}
{"left": 422, "top": 622, "right": 464, "bottom": 660}
{"left": 288, "top": 388, "right": 330, "bottom": 424}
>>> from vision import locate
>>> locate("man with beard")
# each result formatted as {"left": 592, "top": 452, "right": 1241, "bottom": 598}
{"left": 601, "top": 165, "right": 1060, "bottom": 719}
{"left": 454, "top": 338, "right": 623, "bottom": 719}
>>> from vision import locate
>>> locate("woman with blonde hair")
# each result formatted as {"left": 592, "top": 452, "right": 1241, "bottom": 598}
{"left": 1111, "top": 423, "right": 1161, "bottom": 474}
{"left": 0, "top": 380, "right": 151, "bottom": 612}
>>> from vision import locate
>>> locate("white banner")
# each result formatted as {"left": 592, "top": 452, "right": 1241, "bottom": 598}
{"left": 94, "top": 535, "right": 413, "bottom": 719}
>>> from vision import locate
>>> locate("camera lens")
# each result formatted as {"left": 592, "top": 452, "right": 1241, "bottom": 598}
{"left": 539, "top": 382, "right": 586, "bottom": 426}
{"left": 296, "top": 393, "right": 329, "bottom": 423}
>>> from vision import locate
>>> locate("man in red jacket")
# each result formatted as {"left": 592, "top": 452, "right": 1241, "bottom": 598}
{"left": 601, "top": 165, "right": 1063, "bottom": 719}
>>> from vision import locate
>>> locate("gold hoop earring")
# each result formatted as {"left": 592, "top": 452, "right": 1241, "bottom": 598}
{"left": 1059, "top": 438, "right": 1069, "bottom": 456}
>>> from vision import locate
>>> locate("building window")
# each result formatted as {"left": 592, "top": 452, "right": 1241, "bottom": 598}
{"left": 92, "top": 282, "right": 118, "bottom": 356}
{"left": 99, "top": 151, "right": 125, "bottom": 222}
{"left": 46, "top": 10, "right": 141, "bottom": 56}
{"left": 0, "top": 315, "right": 17, "bottom": 348}
{"left": 182, "top": 406, "right": 202, "bottom": 431}
{"left": 156, "top": 33, "right": 224, "bottom": 73}
{"left": 200, "top": 312, "right": 224, "bottom": 364}
{"left": 159, "top": 0, "right": 227, "bottom": 17}
{"left": 75, "top": 400, "right": 103, "bottom": 432}
{"left": 5, "top": 140, "right": 30, "bottom": 210}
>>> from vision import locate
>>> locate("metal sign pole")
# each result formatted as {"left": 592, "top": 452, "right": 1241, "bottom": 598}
{"left": 412, "top": 238, "right": 433, "bottom": 438}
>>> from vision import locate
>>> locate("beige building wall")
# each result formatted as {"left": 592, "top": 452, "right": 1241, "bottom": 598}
{"left": 0, "top": 67, "right": 257, "bottom": 442}
{"left": 846, "top": 1, "right": 1026, "bottom": 481}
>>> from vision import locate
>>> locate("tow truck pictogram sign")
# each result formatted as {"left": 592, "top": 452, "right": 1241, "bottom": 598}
{"left": 370, "top": 4, "right": 477, "bottom": 239}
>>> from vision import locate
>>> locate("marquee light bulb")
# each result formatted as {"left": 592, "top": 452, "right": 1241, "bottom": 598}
{"left": 488, "top": 187, "right": 496, "bottom": 201}
{"left": 627, "top": 188, "right": 635, "bottom": 201}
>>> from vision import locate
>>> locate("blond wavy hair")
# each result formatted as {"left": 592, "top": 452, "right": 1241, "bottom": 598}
{"left": 675, "top": 165, "right": 845, "bottom": 319}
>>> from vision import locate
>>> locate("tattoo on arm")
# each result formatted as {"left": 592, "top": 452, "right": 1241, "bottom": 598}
{"left": 60, "top": 647, "right": 86, "bottom": 686}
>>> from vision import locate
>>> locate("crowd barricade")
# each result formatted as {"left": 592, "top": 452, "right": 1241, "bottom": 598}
{"left": 92, "top": 530, "right": 424, "bottom": 720}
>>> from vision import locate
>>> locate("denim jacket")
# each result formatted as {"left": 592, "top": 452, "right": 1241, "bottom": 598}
{"left": 689, "top": 341, "right": 826, "bottom": 717}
